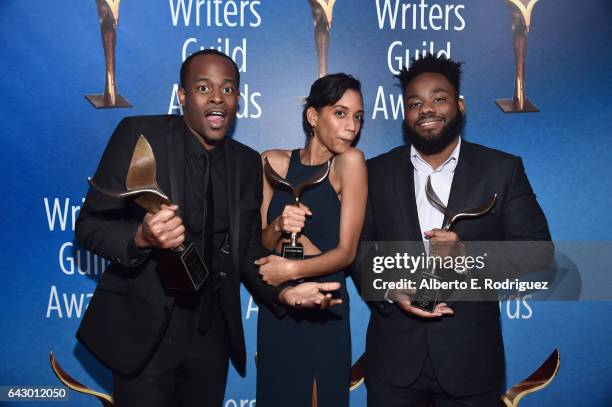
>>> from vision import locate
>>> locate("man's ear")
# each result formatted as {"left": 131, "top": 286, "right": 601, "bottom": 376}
{"left": 178, "top": 87, "right": 186, "bottom": 106}
{"left": 457, "top": 96, "right": 465, "bottom": 114}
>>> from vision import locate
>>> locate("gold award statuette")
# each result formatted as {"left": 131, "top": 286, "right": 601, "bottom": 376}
{"left": 501, "top": 348, "right": 560, "bottom": 406}
{"left": 496, "top": 0, "right": 540, "bottom": 113}
{"left": 410, "top": 175, "right": 497, "bottom": 312}
{"left": 85, "top": 0, "right": 131, "bottom": 108}
{"left": 263, "top": 156, "right": 331, "bottom": 259}
{"left": 88, "top": 135, "right": 208, "bottom": 291}
{"left": 308, "top": 0, "right": 337, "bottom": 78}
{"left": 50, "top": 352, "right": 114, "bottom": 406}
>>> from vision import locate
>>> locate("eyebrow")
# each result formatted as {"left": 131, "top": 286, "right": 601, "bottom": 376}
{"left": 334, "top": 104, "right": 364, "bottom": 113}
{"left": 193, "top": 77, "right": 237, "bottom": 85}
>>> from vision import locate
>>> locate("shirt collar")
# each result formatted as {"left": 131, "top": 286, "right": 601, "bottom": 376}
{"left": 410, "top": 137, "right": 461, "bottom": 174}
{"left": 184, "top": 127, "right": 226, "bottom": 160}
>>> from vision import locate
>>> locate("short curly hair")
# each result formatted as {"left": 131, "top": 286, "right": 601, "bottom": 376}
{"left": 395, "top": 54, "right": 463, "bottom": 96}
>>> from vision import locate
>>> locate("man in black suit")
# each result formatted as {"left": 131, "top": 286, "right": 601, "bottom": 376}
{"left": 76, "top": 50, "right": 340, "bottom": 407}
{"left": 358, "top": 55, "right": 551, "bottom": 406}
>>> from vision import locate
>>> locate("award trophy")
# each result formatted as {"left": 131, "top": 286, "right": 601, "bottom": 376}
{"left": 495, "top": 0, "right": 539, "bottom": 113}
{"left": 88, "top": 135, "right": 208, "bottom": 291}
{"left": 308, "top": 0, "right": 337, "bottom": 78}
{"left": 50, "top": 352, "right": 114, "bottom": 406}
{"left": 85, "top": 0, "right": 131, "bottom": 108}
{"left": 263, "top": 156, "right": 331, "bottom": 259}
{"left": 502, "top": 348, "right": 560, "bottom": 406}
{"left": 410, "top": 175, "right": 497, "bottom": 312}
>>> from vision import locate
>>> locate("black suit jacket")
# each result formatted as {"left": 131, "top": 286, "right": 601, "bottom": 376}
{"left": 358, "top": 140, "right": 551, "bottom": 396}
{"left": 76, "top": 115, "right": 283, "bottom": 377}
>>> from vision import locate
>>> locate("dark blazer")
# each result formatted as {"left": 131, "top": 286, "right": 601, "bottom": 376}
{"left": 358, "top": 140, "right": 551, "bottom": 397}
{"left": 76, "top": 115, "right": 283, "bottom": 377}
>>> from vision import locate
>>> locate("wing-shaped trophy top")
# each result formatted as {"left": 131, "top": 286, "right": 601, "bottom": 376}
{"left": 449, "top": 194, "right": 497, "bottom": 226}
{"left": 294, "top": 159, "right": 331, "bottom": 198}
{"left": 505, "top": 0, "right": 539, "bottom": 31}
{"left": 125, "top": 135, "right": 158, "bottom": 190}
{"left": 263, "top": 156, "right": 295, "bottom": 192}
{"left": 314, "top": 0, "right": 337, "bottom": 27}
{"left": 50, "top": 351, "right": 114, "bottom": 407}
{"left": 425, "top": 175, "right": 498, "bottom": 230}
{"left": 501, "top": 348, "right": 560, "bottom": 407}
{"left": 87, "top": 134, "right": 171, "bottom": 213}
{"left": 425, "top": 175, "right": 449, "bottom": 213}
{"left": 263, "top": 156, "right": 331, "bottom": 204}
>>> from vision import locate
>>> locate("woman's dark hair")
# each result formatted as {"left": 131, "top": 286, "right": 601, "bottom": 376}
{"left": 302, "top": 73, "right": 362, "bottom": 136}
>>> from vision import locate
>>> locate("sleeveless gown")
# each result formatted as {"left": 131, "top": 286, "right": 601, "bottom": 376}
{"left": 256, "top": 149, "right": 350, "bottom": 407}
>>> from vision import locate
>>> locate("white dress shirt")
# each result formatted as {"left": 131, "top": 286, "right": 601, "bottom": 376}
{"left": 411, "top": 138, "right": 461, "bottom": 246}
{"left": 383, "top": 139, "right": 463, "bottom": 303}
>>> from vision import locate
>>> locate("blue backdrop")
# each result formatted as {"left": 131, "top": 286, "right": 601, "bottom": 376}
{"left": 1, "top": 0, "right": 611, "bottom": 405}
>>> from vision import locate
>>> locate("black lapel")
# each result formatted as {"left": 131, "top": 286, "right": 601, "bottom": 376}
{"left": 225, "top": 139, "right": 240, "bottom": 270}
{"left": 393, "top": 146, "right": 423, "bottom": 242}
{"left": 446, "top": 140, "right": 477, "bottom": 217}
{"left": 166, "top": 118, "right": 186, "bottom": 216}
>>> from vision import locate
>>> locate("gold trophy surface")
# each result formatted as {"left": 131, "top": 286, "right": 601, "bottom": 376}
{"left": 501, "top": 348, "right": 560, "bottom": 406}
{"left": 410, "top": 176, "right": 497, "bottom": 312}
{"left": 85, "top": 0, "right": 131, "bottom": 108}
{"left": 496, "top": 0, "right": 539, "bottom": 113}
{"left": 50, "top": 352, "right": 114, "bottom": 406}
{"left": 88, "top": 135, "right": 208, "bottom": 290}
{"left": 263, "top": 156, "right": 331, "bottom": 259}
{"left": 308, "top": 0, "right": 336, "bottom": 78}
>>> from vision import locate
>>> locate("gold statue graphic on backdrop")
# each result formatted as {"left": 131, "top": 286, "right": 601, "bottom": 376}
{"left": 50, "top": 352, "right": 114, "bottom": 406}
{"left": 495, "top": 0, "right": 539, "bottom": 113}
{"left": 85, "top": 0, "right": 131, "bottom": 108}
{"left": 308, "top": 0, "right": 336, "bottom": 78}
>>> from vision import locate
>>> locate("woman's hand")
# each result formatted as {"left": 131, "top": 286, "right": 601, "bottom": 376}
{"left": 255, "top": 255, "right": 298, "bottom": 286}
{"left": 275, "top": 204, "right": 312, "bottom": 234}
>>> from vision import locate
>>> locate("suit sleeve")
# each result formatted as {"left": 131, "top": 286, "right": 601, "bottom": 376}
{"left": 75, "top": 117, "right": 150, "bottom": 269}
{"left": 239, "top": 157, "right": 287, "bottom": 318}
{"left": 478, "top": 157, "right": 554, "bottom": 281}
{"left": 502, "top": 157, "right": 551, "bottom": 241}
{"left": 350, "top": 171, "right": 396, "bottom": 317}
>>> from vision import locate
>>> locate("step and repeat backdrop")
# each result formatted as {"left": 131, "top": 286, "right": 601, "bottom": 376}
{"left": 1, "top": 0, "right": 611, "bottom": 405}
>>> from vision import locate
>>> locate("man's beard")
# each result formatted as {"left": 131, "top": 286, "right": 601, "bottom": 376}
{"left": 403, "top": 111, "right": 465, "bottom": 155}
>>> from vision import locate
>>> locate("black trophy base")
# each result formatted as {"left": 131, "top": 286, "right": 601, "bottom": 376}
{"left": 282, "top": 242, "right": 304, "bottom": 259}
{"left": 411, "top": 271, "right": 441, "bottom": 313}
{"left": 156, "top": 242, "right": 209, "bottom": 291}
{"left": 495, "top": 98, "right": 539, "bottom": 113}
{"left": 85, "top": 93, "right": 132, "bottom": 109}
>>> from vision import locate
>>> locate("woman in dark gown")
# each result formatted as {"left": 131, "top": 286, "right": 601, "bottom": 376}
{"left": 254, "top": 74, "right": 367, "bottom": 407}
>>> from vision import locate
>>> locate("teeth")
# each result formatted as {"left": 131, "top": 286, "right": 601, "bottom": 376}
{"left": 209, "top": 112, "right": 224, "bottom": 117}
{"left": 419, "top": 120, "right": 440, "bottom": 126}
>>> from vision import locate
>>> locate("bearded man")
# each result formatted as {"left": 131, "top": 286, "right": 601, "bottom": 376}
{"left": 357, "top": 54, "right": 551, "bottom": 407}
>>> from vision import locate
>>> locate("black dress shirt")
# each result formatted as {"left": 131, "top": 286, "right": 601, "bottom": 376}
{"left": 177, "top": 130, "right": 229, "bottom": 309}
